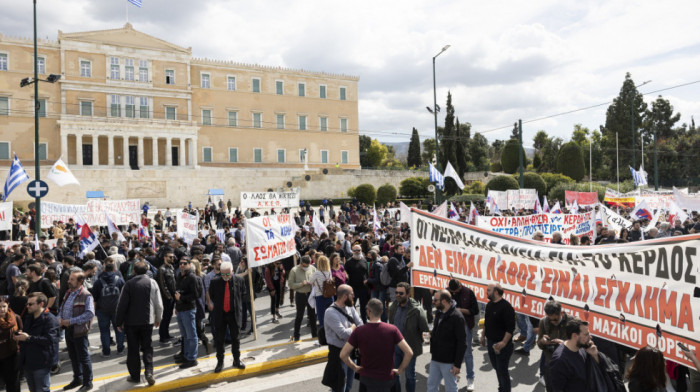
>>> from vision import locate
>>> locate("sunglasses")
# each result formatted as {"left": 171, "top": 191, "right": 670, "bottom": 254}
{"left": 180, "top": 262, "right": 189, "bottom": 265}
{"left": 395, "top": 292, "right": 406, "bottom": 296}
{"left": 27, "top": 302, "right": 37, "bottom": 306}
{"left": 221, "top": 273, "right": 232, "bottom": 276}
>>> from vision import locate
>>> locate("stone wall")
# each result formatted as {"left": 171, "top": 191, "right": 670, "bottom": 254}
{"left": 1, "top": 166, "right": 423, "bottom": 208}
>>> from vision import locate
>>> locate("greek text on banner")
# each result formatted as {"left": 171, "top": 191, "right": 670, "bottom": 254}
{"left": 410, "top": 208, "right": 699, "bottom": 367}
{"left": 246, "top": 214, "right": 296, "bottom": 267}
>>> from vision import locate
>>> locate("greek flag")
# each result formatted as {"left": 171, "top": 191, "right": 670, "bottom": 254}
{"left": 429, "top": 163, "right": 444, "bottom": 190}
{"left": 2, "top": 155, "right": 30, "bottom": 201}
{"left": 128, "top": 0, "right": 142, "bottom": 7}
{"left": 629, "top": 165, "right": 648, "bottom": 187}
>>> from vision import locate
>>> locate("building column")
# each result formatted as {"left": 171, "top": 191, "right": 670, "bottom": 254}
{"left": 165, "top": 138, "right": 172, "bottom": 167}
{"left": 137, "top": 136, "right": 144, "bottom": 168}
{"left": 61, "top": 133, "right": 68, "bottom": 161}
{"left": 123, "top": 136, "right": 129, "bottom": 167}
{"left": 189, "top": 138, "right": 197, "bottom": 167}
{"left": 152, "top": 137, "right": 159, "bottom": 166}
{"left": 76, "top": 134, "right": 83, "bottom": 166}
{"left": 179, "top": 139, "right": 186, "bottom": 166}
{"left": 107, "top": 135, "right": 114, "bottom": 166}
{"left": 92, "top": 135, "right": 99, "bottom": 166}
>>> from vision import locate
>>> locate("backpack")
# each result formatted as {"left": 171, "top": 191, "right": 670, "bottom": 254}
{"left": 195, "top": 275, "right": 203, "bottom": 298}
{"left": 322, "top": 272, "right": 336, "bottom": 298}
{"left": 98, "top": 276, "right": 122, "bottom": 313}
{"left": 379, "top": 261, "right": 392, "bottom": 286}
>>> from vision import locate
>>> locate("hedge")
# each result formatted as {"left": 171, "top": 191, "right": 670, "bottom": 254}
{"left": 376, "top": 184, "right": 398, "bottom": 204}
{"left": 484, "top": 175, "right": 520, "bottom": 195}
{"left": 354, "top": 184, "right": 377, "bottom": 205}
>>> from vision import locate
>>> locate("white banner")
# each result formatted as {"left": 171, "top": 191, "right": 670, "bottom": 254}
{"left": 476, "top": 212, "right": 594, "bottom": 244}
{"left": 600, "top": 205, "right": 632, "bottom": 235}
{"left": 246, "top": 214, "right": 297, "bottom": 267}
{"left": 240, "top": 191, "right": 300, "bottom": 210}
{"left": 40, "top": 199, "right": 141, "bottom": 228}
{"left": 411, "top": 208, "right": 700, "bottom": 368}
{"left": 0, "top": 202, "right": 12, "bottom": 231}
{"left": 176, "top": 211, "right": 199, "bottom": 245}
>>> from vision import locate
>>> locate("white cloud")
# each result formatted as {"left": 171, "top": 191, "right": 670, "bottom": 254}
{"left": 2, "top": 0, "right": 699, "bottom": 145}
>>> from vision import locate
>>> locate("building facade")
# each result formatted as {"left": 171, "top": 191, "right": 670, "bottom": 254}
{"left": 0, "top": 23, "right": 360, "bottom": 172}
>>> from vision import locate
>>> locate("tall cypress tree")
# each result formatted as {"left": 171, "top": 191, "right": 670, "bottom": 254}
{"left": 439, "top": 92, "right": 458, "bottom": 195}
{"left": 407, "top": 127, "right": 422, "bottom": 168}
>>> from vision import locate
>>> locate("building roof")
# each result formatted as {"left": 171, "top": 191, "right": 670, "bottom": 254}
{"left": 58, "top": 23, "right": 192, "bottom": 54}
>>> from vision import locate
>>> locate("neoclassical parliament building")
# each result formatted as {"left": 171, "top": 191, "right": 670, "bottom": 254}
{"left": 0, "top": 23, "right": 360, "bottom": 174}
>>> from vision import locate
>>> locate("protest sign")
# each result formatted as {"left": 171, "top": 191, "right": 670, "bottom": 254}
{"left": 0, "top": 202, "right": 12, "bottom": 231}
{"left": 240, "top": 191, "right": 300, "bottom": 210}
{"left": 565, "top": 190, "right": 599, "bottom": 207}
{"left": 411, "top": 208, "right": 700, "bottom": 367}
{"left": 476, "top": 212, "right": 595, "bottom": 244}
{"left": 176, "top": 211, "right": 199, "bottom": 245}
{"left": 600, "top": 205, "right": 632, "bottom": 235}
{"left": 246, "top": 214, "right": 296, "bottom": 267}
{"left": 487, "top": 190, "right": 508, "bottom": 213}
{"left": 40, "top": 199, "right": 140, "bottom": 228}
{"left": 506, "top": 189, "right": 539, "bottom": 210}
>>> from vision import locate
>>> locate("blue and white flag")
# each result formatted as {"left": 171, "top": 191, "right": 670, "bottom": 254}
{"left": 128, "top": 0, "right": 142, "bottom": 7}
{"left": 429, "top": 162, "right": 444, "bottom": 190}
{"left": 2, "top": 155, "right": 30, "bottom": 201}
{"left": 630, "top": 165, "right": 648, "bottom": 187}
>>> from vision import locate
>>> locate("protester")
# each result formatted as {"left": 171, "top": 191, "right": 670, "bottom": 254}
{"left": 235, "top": 259, "right": 253, "bottom": 335}
{"left": 208, "top": 261, "right": 246, "bottom": 372}
{"left": 341, "top": 298, "right": 413, "bottom": 391}
{"left": 427, "top": 289, "right": 467, "bottom": 392}
{"left": 388, "top": 282, "right": 429, "bottom": 392}
{"left": 447, "top": 279, "right": 479, "bottom": 391}
{"left": 59, "top": 271, "right": 95, "bottom": 392}
{"left": 480, "top": 283, "right": 515, "bottom": 392}
{"left": 287, "top": 255, "right": 317, "bottom": 341}
{"left": 0, "top": 297, "right": 22, "bottom": 392}
{"left": 626, "top": 346, "right": 667, "bottom": 392}
{"left": 536, "top": 300, "right": 570, "bottom": 391}
{"left": 322, "top": 284, "right": 362, "bottom": 392}
{"left": 264, "top": 260, "right": 285, "bottom": 324}
{"left": 16, "top": 293, "right": 59, "bottom": 392}
{"left": 115, "top": 261, "right": 163, "bottom": 386}
{"left": 156, "top": 251, "right": 177, "bottom": 343}
{"left": 344, "top": 246, "right": 370, "bottom": 323}
{"left": 174, "top": 257, "right": 201, "bottom": 369}
{"left": 311, "top": 256, "right": 334, "bottom": 328}
{"left": 91, "top": 262, "right": 125, "bottom": 357}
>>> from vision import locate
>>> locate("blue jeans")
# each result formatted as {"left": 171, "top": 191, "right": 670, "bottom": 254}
{"left": 487, "top": 339, "right": 513, "bottom": 392}
{"left": 371, "top": 289, "right": 387, "bottom": 322}
{"left": 426, "top": 361, "right": 458, "bottom": 392}
{"left": 341, "top": 360, "right": 355, "bottom": 392}
{"left": 176, "top": 309, "right": 198, "bottom": 361}
{"left": 516, "top": 314, "right": 535, "bottom": 352}
{"left": 464, "top": 325, "right": 474, "bottom": 380}
{"left": 393, "top": 345, "right": 417, "bottom": 392}
{"left": 25, "top": 367, "right": 51, "bottom": 392}
{"left": 97, "top": 310, "right": 124, "bottom": 355}
{"left": 315, "top": 295, "right": 333, "bottom": 327}
{"left": 66, "top": 331, "right": 92, "bottom": 386}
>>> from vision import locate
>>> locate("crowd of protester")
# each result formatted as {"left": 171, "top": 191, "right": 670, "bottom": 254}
{"left": 0, "top": 195, "right": 698, "bottom": 391}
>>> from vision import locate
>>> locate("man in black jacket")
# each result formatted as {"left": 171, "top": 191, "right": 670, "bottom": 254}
{"left": 208, "top": 261, "right": 246, "bottom": 373}
{"left": 386, "top": 245, "right": 413, "bottom": 302}
{"left": 427, "top": 289, "right": 466, "bottom": 392}
{"left": 344, "top": 246, "right": 370, "bottom": 323}
{"left": 16, "top": 292, "right": 60, "bottom": 392}
{"left": 156, "top": 251, "right": 177, "bottom": 343}
{"left": 480, "top": 283, "right": 515, "bottom": 392}
{"left": 174, "top": 257, "right": 200, "bottom": 369}
{"left": 115, "top": 261, "right": 163, "bottom": 386}
{"left": 448, "top": 279, "right": 479, "bottom": 391}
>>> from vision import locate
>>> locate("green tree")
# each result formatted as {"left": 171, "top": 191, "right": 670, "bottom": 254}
{"left": 538, "top": 136, "right": 562, "bottom": 173}
{"left": 399, "top": 177, "right": 430, "bottom": 198}
{"left": 555, "top": 142, "right": 585, "bottom": 181}
{"left": 643, "top": 95, "right": 681, "bottom": 141}
{"left": 438, "top": 91, "right": 457, "bottom": 173}
{"left": 364, "top": 139, "right": 388, "bottom": 168}
{"left": 407, "top": 127, "right": 422, "bottom": 168}
{"left": 533, "top": 153, "right": 542, "bottom": 170}
{"left": 533, "top": 130, "right": 549, "bottom": 152}
{"left": 376, "top": 184, "right": 398, "bottom": 204}
{"left": 422, "top": 138, "right": 436, "bottom": 166}
{"left": 600, "top": 73, "right": 649, "bottom": 180}
{"left": 511, "top": 172, "right": 546, "bottom": 198}
{"left": 485, "top": 175, "right": 519, "bottom": 194}
{"left": 510, "top": 122, "right": 519, "bottom": 139}
{"left": 500, "top": 139, "right": 526, "bottom": 174}
{"left": 359, "top": 135, "right": 372, "bottom": 168}
{"left": 470, "top": 133, "right": 491, "bottom": 171}
{"left": 354, "top": 184, "right": 376, "bottom": 204}
{"left": 490, "top": 139, "right": 505, "bottom": 163}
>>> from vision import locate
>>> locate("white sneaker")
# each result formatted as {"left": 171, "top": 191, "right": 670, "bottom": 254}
{"left": 539, "top": 375, "right": 547, "bottom": 387}
{"left": 467, "top": 378, "right": 475, "bottom": 391}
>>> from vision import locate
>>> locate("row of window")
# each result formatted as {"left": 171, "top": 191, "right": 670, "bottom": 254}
{"left": 0, "top": 97, "right": 48, "bottom": 117}
{"left": 203, "top": 147, "right": 349, "bottom": 165}
{"left": 0, "top": 141, "right": 47, "bottom": 160}
{"left": 0, "top": 53, "right": 349, "bottom": 101}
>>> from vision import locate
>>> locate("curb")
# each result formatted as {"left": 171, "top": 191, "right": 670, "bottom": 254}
{"left": 125, "top": 348, "right": 329, "bottom": 392}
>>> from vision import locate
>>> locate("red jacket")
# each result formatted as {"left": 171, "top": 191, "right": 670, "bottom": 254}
{"left": 264, "top": 265, "right": 285, "bottom": 290}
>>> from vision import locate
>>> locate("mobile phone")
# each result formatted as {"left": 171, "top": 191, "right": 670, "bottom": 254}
{"left": 582, "top": 342, "right": 592, "bottom": 349}
{"left": 678, "top": 342, "right": 689, "bottom": 352}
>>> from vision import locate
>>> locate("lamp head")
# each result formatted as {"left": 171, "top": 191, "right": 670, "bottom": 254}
{"left": 20, "top": 77, "right": 33, "bottom": 87}
{"left": 47, "top": 74, "right": 61, "bottom": 83}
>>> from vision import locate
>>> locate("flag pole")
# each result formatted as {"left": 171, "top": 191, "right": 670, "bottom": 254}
{"left": 248, "top": 267, "right": 258, "bottom": 340}
{"left": 126, "top": 0, "right": 129, "bottom": 23}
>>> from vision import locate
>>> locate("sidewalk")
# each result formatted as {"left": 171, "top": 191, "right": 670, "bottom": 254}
{"left": 50, "top": 338, "right": 328, "bottom": 392}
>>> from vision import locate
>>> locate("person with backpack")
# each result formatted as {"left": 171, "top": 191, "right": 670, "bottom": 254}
{"left": 386, "top": 245, "right": 413, "bottom": 302}
{"left": 345, "top": 245, "right": 369, "bottom": 323}
{"left": 173, "top": 257, "right": 201, "bottom": 369}
{"left": 91, "top": 262, "right": 125, "bottom": 357}
{"left": 536, "top": 300, "right": 570, "bottom": 391}
{"left": 321, "top": 284, "right": 362, "bottom": 392}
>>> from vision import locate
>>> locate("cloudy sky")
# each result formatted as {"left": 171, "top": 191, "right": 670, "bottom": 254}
{"left": 3, "top": 0, "right": 700, "bottom": 146}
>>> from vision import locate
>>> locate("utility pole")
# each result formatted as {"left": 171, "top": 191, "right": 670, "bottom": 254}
{"left": 518, "top": 119, "right": 524, "bottom": 188}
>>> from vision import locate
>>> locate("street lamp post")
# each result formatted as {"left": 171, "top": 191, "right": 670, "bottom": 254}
{"left": 432, "top": 45, "right": 450, "bottom": 202}
{"left": 19, "top": 0, "right": 61, "bottom": 236}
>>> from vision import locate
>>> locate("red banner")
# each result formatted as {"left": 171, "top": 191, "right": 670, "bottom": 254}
{"left": 565, "top": 190, "right": 598, "bottom": 207}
